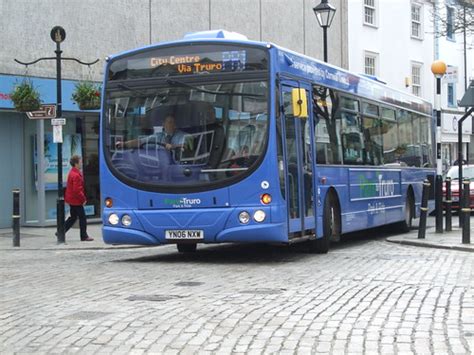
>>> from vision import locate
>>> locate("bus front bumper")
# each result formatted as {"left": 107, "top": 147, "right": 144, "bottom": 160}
{"left": 102, "top": 222, "right": 287, "bottom": 245}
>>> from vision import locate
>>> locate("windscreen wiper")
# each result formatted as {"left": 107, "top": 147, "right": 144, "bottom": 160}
{"left": 166, "top": 78, "right": 264, "bottom": 97}
{"left": 117, "top": 83, "right": 149, "bottom": 96}
{"left": 116, "top": 83, "right": 169, "bottom": 105}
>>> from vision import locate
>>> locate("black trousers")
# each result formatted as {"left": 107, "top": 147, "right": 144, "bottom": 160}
{"left": 65, "top": 205, "right": 88, "bottom": 239}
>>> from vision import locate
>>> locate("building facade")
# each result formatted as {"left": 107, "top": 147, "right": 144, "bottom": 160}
{"left": 434, "top": 0, "right": 474, "bottom": 168}
{"left": 0, "top": 0, "right": 348, "bottom": 228}
{"left": 348, "top": 0, "right": 473, "bottom": 172}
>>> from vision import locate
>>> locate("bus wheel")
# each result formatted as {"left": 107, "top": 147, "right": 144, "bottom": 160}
{"left": 311, "top": 193, "right": 339, "bottom": 254}
{"left": 399, "top": 193, "right": 414, "bottom": 232}
{"left": 177, "top": 243, "right": 197, "bottom": 253}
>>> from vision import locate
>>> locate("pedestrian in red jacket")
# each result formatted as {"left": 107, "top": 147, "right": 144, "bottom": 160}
{"left": 64, "top": 155, "right": 93, "bottom": 241}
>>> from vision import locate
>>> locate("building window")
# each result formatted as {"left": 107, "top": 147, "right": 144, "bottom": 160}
{"left": 447, "top": 83, "right": 456, "bottom": 107}
{"left": 411, "top": 3, "right": 422, "bottom": 39}
{"left": 364, "top": 0, "right": 376, "bottom": 26}
{"left": 447, "top": 6, "right": 455, "bottom": 40}
{"left": 411, "top": 63, "right": 422, "bottom": 97}
{"left": 364, "top": 52, "right": 377, "bottom": 76}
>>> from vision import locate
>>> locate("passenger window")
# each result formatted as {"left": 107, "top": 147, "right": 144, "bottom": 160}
{"left": 362, "top": 116, "right": 383, "bottom": 165}
{"left": 397, "top": 109, "right": 415, "bottom": 167}
{"left": 341, "top": 112, "right": 364, "bottom": 164}
{"left": 362, "top": 102, "right": 379, "bottom": 117}
{"left": 381, "top": 107, "right": 396, "bottom": 120}
{"left": 381, "top": 119, "right": 398, "bottom": 164}
{"left": 411, "top": 114, "right": 423, "bottom": 167}
{"left": 420, "top": 116, "right": 433, "bottom": 167}
{"left": 341, "top": 96, "right": 359, "bottom": 112}
{"left": 313, "top": 86, "right": 342, "bottom": 164}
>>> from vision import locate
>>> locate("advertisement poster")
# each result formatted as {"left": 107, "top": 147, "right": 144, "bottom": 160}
{"left": 34, "top": 133, "right": 82, "bottom": 190}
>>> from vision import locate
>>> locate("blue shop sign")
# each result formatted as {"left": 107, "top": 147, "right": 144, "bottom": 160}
{"left": 0, "top": 74, "right": 99, "bottom": 112}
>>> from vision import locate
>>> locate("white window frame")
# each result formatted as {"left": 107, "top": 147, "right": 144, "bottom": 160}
{"left": 446, "top": 6, "right": 455, "bottom": 41}
{"left": 364, "top": 51, "right": 378, "bottom": 77}
{"left": 363, "top": 0, "right": 377, "bottom": 27}
{"left": 447, "top": 83, "right": 457, "bottom": 108}
{"left": 411, "top": 62, "right": 422, "bottom": 97}
{"left": 411, "top": 3, "right": 423, "bottom": 40}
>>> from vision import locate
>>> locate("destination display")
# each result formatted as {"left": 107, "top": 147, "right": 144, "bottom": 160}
{"left": 108, "top": 45, "right": 268, "bottom": 80}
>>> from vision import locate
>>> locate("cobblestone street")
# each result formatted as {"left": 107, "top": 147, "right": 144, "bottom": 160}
{"left": 1, "top": 231, "right": 473, "bottom": 354}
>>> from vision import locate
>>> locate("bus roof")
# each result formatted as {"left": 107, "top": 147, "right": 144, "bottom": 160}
{"left": 272, "top": 43, "right": 432, "bottom": 115}
{"left": 106, "top": 30, "right": 432, "bottom": 115}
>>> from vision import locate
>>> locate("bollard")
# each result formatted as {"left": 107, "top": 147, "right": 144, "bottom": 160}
{"left": 462, "top": 179, "right": 471, "bottom": 244}
{"left": 445, "top": 177, "right": 452, "bottom": 232}
{"left": 12, "top": 189, "right": 20, "bottom": 247}
{"left": 418, "top": 179, "right": 430, "bottom": 239}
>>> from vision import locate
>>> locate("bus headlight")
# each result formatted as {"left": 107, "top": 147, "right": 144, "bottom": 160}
{"left": 253, "top": 210, "right": 266, "bottom": 223}
{"left": 238, "top": 211, "right": 250, "bottom": 224}
{"left": 108, "top": 213, "right": 119, "bottom": 225}
{"left": 121, "top": 214, "right": 132, "bottom": 227}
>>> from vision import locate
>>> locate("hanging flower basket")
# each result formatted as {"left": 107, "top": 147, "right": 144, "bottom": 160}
{"left": 72, "top": 82, "right": 101, "bottom": 110}
{"left": 10, "top": 81, "right": 41, "bottom": 112}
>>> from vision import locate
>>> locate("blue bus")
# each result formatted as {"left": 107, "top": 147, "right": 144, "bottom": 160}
{"left": 100, "top": 30, "right": 435, "bottom": 253}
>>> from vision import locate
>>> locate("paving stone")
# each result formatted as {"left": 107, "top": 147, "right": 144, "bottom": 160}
{"left": 1, "top": 233, "right": 472, "bottom": 354}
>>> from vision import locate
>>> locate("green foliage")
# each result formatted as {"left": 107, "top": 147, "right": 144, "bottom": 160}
{"left": 72, "top": 82, "right": 101, "bottom": 110}
{"left": 10, "top": 81, "right": 41, "bottom": 112}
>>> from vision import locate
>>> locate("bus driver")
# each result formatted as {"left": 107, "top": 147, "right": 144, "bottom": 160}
{"left": 116, "top": 114, "right": 186, "bottom": 151}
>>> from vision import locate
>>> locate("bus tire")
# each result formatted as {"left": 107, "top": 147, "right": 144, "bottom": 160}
{"left": 311, "top": 193, "right": 339, "bottom": 254}
{"left": 177, "top": 243, "right": 197, "bottom": 253}
{"left": 399, "top": 192, "right": 414, "bottom": 233}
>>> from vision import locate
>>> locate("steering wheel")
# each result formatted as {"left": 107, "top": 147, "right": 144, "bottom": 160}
{"left": 111, "top": 153, "right": 139, "bottom": 179}
{"left": 139, "top": 141, "right": 167, "bottom": 149}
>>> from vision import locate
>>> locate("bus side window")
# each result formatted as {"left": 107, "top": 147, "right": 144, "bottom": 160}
{"left": 312, "top": 86, "right": 342, "bottom": 164}
{"left": 420, "top": 115, "right": 433, "bottom": 167}
{"left": 362, "top": 117, "right": 383, "bottom": 165}
{"left": 341, "top": 112, "right": 364, "bottom": 164}
{"left": 397, "top": 109, "right": 417, "bottom": 167}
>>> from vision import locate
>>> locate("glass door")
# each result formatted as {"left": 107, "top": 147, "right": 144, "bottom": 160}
{"left": 280, "top": 84, "right": 315, "bottom": 234}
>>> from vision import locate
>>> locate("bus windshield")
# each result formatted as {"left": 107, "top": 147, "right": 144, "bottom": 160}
{"left": 104, "top": 79, "right": 269, "bottom": 189}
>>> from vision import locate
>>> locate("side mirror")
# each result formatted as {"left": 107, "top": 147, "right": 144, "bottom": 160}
{"left": 291, "top": 88, "right": 308, "bottom": 118}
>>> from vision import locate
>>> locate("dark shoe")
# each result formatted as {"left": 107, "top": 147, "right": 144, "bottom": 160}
{"left": 81, "top": 237, "right": 94, "bottom": 242}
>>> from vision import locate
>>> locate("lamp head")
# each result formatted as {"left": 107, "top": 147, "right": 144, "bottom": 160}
{"left": 313, "top": 0, "right": 337, "bottom": 28}
{"left": 431, "top": 60, "right": 447, "bottom": 78}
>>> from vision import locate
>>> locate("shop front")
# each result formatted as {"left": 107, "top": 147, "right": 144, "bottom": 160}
{"left": 441, "top": 110, "right": 472, "bottom": 173}
{"left": 0, "top": 74, "right": 101, "bottom": 227}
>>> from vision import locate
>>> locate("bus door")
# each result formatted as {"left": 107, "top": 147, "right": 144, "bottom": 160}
{"left": 280, "top": 84, "right": 315, "bottom": 235}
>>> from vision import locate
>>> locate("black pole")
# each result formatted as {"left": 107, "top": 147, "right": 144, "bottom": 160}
{"left": 445, "top": 177, "right": 452, "bottom": 232}
{"left": 418, "top": 179, "right": 430, "bottom": 239}
{"left": 322, "top": 26, "right": 328, "bottom": 63}
{"left": 458, "top": 119, "right": 464, "bottom": 228}
{"left": 56, "top": 41, "right": 65, "bottom": 244}
{"left": 463, "top": 5, "right": 468, "bottom": 93}
{"left": 462, "top": 179, "right": 470, "bottom": 244}
{"left": 435, "top": 77, "right": 443, "bottom": 233}
{"left": 12, "top": 189, "right": 20, "bottom": 247}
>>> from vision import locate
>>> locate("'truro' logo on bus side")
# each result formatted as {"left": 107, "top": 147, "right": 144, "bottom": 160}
{"left": 376, "top": 174, "right": 395, "bottom": 197}
{"left": 164, "top": 197, "right": 202, "bottom": 208}
{"left": 358, "top": 174, "right": 395, "bottom": 198}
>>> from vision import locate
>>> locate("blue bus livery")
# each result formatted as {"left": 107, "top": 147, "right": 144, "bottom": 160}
{"left": 100, "top": 30, "right": 435, "bottom": 253}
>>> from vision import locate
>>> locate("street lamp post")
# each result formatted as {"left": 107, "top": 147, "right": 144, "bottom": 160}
{"left": 14, "top": 26, "right": 98, "bottom": 243}
{"left": 313, "top": 0, "right": 337, "bottom": 63}
{"left": 431, "top": 60, "right": 447, "bottom": 234}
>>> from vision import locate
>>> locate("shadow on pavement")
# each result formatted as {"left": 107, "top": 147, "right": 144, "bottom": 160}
{"left": 115, "top": 223, "right": 406, "bottom": 264}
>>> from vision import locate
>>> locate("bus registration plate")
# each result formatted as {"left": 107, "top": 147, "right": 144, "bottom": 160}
{"left": 165, "top": 230, "right": 204, "bottom": 240}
